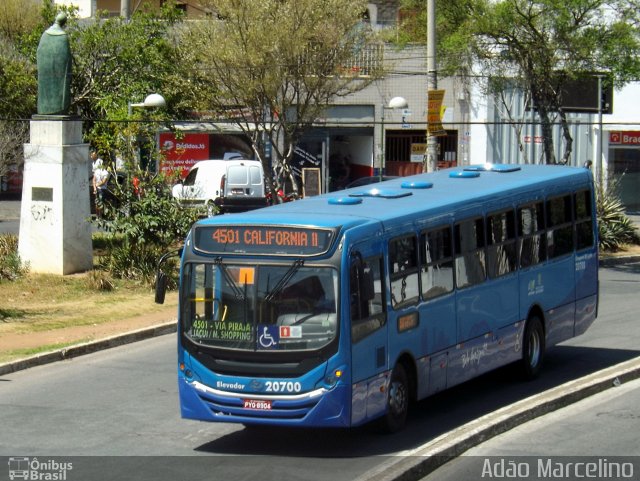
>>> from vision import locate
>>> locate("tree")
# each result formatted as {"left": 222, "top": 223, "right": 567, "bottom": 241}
{"left": 0, "top": 0, "right": 41, "bottom": 45}
{"left": 180, "top": 0, "right": 382, "bottom": 195}
{"left": 396, "top": 0, "right": 477, "bottom": 77}
{"left": 397, "top": 0, "right": 640, "bottom": 165}
{"left": 470, "top": 0, "right": 640, "bottom": 164}
{"left": 0, "top": 1, "right": 40, "bottom": 182}
{"left": 0, "top": 119, "right": 29, "bottom": 182}
{"left": 0, "top": 37, "right": 36, "bottom": 174}
{"left": 68, "top": 6, "right": 190, "bottom": 161}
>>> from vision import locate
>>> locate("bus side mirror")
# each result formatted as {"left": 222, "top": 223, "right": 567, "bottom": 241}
{"left": 155, "top": 271, "right": 168, "bottom": 304}
{"left": 153, "top": 246, "right": 184, "bottom": 304}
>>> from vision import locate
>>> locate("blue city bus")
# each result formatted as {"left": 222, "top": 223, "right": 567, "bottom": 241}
{"left": 155, "top": 164, "right": 598, "bottom": 432}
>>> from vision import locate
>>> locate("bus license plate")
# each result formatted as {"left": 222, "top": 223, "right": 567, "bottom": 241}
{"left": 243, "top": 399, "right": 272, "bottom": 410}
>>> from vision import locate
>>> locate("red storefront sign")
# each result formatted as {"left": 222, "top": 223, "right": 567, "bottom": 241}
{"left": 609, "top": 131, "right": 640, "bottom": 145}
{"left": 159, "top": 133, "right": 210, "bottom": 178}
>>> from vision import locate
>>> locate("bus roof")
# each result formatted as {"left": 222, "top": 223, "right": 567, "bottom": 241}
{"left": 196, "top": 164, "right": 593, "bottom": 232}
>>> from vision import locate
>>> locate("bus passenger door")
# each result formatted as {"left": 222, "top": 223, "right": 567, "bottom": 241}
{"left": 349, "top": 250, "right": 389, "bottom": 425}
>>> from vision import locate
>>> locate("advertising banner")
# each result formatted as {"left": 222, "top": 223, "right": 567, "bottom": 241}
{"left": 427, "top": 89, "right": 447, "bottom": 137}
{"left": 159, "top": 133, "right": 210, "bottom": 178}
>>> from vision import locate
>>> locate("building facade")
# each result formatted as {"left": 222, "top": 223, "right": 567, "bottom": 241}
{"left": 51, "top": 1, "right": 639, "bottom": 208}
{"left": 54, "top": 0, "right": 209, "bottom": 18}
{"left": 469, "top": 79, "right": 640, "bottom": 212}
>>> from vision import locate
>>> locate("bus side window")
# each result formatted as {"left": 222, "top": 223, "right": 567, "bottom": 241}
{"left": 389, "top": 235, "right": 420, "bottom": 308}
{"left": 575, "top": 190, "right": 594, "bottom": 250}
{"left": 487, "top": 210, "right": 517, "bottom": 278}
{"left": 351, "top": 255, "right": 386, "bottom": 343}
{"left": 518, "top": 202, "right": 546, "bottom": 268}
{"left": 421, "top": 226, "right": 454, "bottom": 299}
{"left": 546, "top": 194, "right": 574, "bottom": 258}
{"left": 454, "top": 218, "right": 486, "bottom": 289}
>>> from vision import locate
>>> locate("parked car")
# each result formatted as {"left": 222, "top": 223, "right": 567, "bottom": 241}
{"left": 172, "top": 159, "right": 268, "bottom": 215}
{"left": 345, "top": 175, "right": 399, "bottom": 189}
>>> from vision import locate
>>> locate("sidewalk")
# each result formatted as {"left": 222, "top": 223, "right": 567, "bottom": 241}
{"left": 0, "top": 199, "right": 20, "bottom": 221}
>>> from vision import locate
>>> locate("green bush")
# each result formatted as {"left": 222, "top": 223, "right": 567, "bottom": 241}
{"left": 596, "top": 177, "right": 640, "bottom": 252}
{"left": 92, "top": 171, "right": 204, "bottom": 284}
{"left": 0, "top": 234, "right": 28, "bottom": 281}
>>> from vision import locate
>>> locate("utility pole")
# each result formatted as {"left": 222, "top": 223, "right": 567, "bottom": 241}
{"left": 121, "top": 0, "right": 130, "bottom": 19}
{"left": 425, "top": 0, "right": 438, "bottom": 172}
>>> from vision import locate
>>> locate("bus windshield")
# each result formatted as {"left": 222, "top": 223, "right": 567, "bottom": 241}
{"left": 182, "top": 262, "right": 339, "bottom": 351}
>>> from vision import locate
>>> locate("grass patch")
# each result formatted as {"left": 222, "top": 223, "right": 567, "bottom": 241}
{"left": 0, "top": 308, "right": 30, "bottom": 321}
{"left": 1, "top": 231, "right": 179, "bottom": 365}
{"left": 0, "top": 271, "right": 177, "bottom": 335}
{"left": 0, "top": 339, "right": 93, "bottom": 364}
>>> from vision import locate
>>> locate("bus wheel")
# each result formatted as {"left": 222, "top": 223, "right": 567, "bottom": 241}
{"left": 380, "top": 363, "right": 409, "bottom": 433}
{"left": 521, "top": 315, "right": 545, "bottom": 380}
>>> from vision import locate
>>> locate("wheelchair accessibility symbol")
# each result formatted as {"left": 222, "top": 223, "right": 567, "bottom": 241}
{"left": 258, "top": 325, "right": 279, "bottom": 349}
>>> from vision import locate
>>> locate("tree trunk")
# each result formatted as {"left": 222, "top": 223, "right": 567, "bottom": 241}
{"left": 537, "top": 106, "right": 556, "bottom": 164}
{"left": 558, "top": 110, "right": 573, "bottom": 165}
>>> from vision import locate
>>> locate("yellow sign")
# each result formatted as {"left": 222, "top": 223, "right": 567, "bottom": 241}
{"left": 427, "top": 89, "right": 447, "bottom": 136}
{"left": 410, "top": 143, "right": 427, "bottom": 162}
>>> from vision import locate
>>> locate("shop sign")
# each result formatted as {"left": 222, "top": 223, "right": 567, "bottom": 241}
{"left": 609, "top": 131, "right": 640, "bottom": 145}
{"left": 159, "top": 133, "right": 210, "bottom": 177}
{"left": 410, "top": 143, "right": 427, "bottom": 163}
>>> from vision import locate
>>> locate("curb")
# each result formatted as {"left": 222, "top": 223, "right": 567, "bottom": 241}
{"left": 0, "top": 320, "right": 177, "bottom": 376}
{"left": 359, "top": 355, "right": 640, "bottom": 481}
{"left": 599, "top": 254, "right": 640, "bottom": 267}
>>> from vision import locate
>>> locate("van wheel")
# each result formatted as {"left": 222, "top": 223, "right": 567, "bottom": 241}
{"left": 379, "top": 363, "right": 409, "bottom": 433}
{"left": 521, "top": 315, "right": 545, "bottom": 380}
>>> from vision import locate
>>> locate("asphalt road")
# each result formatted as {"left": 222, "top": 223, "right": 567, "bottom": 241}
{"left": 420, "top": 377, "right": 640, "bottom": 481}
{"left": 1, "top": 263, "right": 639, "bottom": 481}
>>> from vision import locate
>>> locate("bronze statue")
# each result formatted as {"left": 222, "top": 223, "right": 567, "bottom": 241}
{"left": 37, "top": 13, "right": 72, "bottom": 115}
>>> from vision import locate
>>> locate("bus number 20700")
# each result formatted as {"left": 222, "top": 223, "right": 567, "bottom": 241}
{"left": 265, "top": 381, "right": 302, "bottom": 393}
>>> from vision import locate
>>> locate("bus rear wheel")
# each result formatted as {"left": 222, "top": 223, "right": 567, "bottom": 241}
{"left": 521, "top": 315, "right": 545, "bottom": 380}
{"left": 379, "top": 363, "right": 409, "bottom": 433}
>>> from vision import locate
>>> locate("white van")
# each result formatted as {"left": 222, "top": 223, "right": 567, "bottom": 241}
{"left": 172, "top": 159, "right": 268, "bottom": 214}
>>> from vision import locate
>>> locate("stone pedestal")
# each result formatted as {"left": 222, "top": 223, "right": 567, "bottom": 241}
{"left": 18, "top": 117, "right": 92, "bottom": 274}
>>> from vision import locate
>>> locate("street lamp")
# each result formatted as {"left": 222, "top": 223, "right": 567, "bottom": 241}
{"left": 127, "top": 93, "right": 166, "bottom": 169}
{"left": 128, "top": 93, "right": 166, "bottom": 117}
{"left": 380, "top": 96, "right": 409, "bottom": 181}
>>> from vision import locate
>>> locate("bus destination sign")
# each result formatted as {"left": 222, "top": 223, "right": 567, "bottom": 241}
{"left": 194, "top": 225, "right": 336, "bottom": 256}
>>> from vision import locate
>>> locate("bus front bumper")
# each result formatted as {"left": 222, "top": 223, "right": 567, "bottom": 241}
{"left": 178, "top": 376, "right": 350, "bottom": 428}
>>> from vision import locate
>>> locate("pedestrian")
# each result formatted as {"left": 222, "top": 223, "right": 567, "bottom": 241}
{"left": 92, "top": 158, "right": 110, "bottom": 217}
{"left": 90, "top": 150, "right": 104, "bottom": 173}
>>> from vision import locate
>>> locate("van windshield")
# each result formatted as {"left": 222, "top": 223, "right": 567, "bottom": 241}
{"left": 182, "top": 262, "right": 339, "bottom": 351}
{"left": 183, "top": 168, "right": 198, "bottom": 186}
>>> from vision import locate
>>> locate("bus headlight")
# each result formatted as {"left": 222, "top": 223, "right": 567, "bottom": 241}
{"left": 180, "top": 362, "right": 194, "bottom": 381}
{"left": 324, "top": 367, "right": 346, "bottom": 388}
